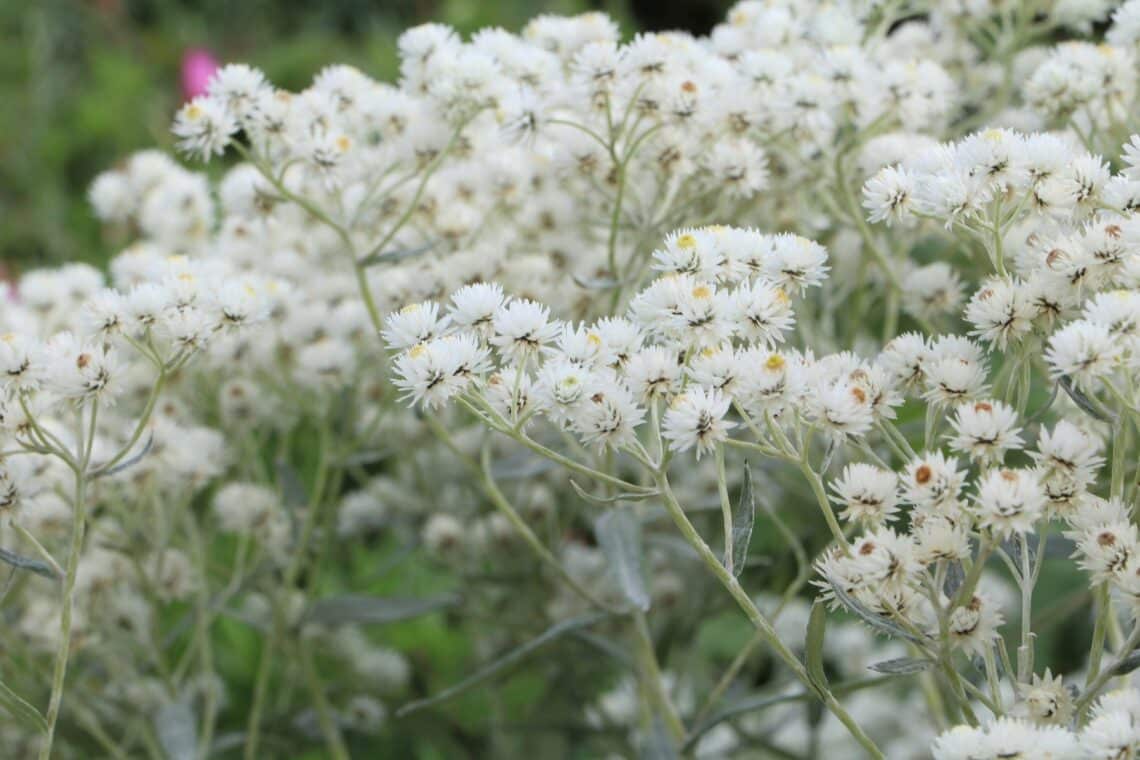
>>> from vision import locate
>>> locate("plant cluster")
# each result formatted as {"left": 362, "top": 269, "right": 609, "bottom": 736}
{"left": 6, "top": 0, "right": 1140, "bottom": 758}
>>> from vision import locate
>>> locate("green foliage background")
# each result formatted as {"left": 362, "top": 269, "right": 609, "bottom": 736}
{"left": 0, "top": 0, "right": 649, "bottom": 275}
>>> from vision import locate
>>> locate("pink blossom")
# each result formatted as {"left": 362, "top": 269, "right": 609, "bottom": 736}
{"left": 181, "top": 48, "right": 219, "bottom": 102}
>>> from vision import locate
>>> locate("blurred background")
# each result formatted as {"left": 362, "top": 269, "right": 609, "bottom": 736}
{"left": 0, "top": 0, "right": 733, "bottom": 277}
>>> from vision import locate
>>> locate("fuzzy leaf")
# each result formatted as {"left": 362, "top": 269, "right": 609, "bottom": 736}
{"left": 729, "top": 464, "right": 756, "bottom": 578}
{"left": 595, "top": 509, "right": 650, "bottom": 612}
{"left": 1059, "top": 375, "right": 1114, "bottom": 423}
{"left": 155, "top": 699, "right": 198, "bottom": 760}
{"left": 806, "top": 601, "right": 829, "bottom": 688}
{"left": 682, "top": 676, "right": 893, "bottom": 752}
{"left": 303, "top": 594, "right": 458, "bottom": 627}
{"left": 942, "top": 561, "right": 965, "bottom": 597}
{"left": 1112, "top": 650, "right": 1140, "bottom": 677}
{"left": 92, "top": 433, "right": 154, "bottom": 479}
{"left": 868, "top": 657, "right": 932, "bottom": 675}
{"left": 358, "top": 240, "right": 435, "bottom": 268}
{"left": 0, "top": 679, "right": 47, "bottom": 734}
{"left": 569, "top": 479, "right": 658, "bottom": 506}
{"left": 491, "top": 453, "right": 556, "bottom": 480}
{"left": 572, "top": 274, "right": 624, "bottom": 291}
{"left": 0, "top": 547, "right": 58, "bottom": 581}
{"left": 639, "top": 715, "right": 679, "bottom": 760}
{"left": 829, "top": 581, "right": 928, "bottom": 645}
{"left": 396, "top": 612, "right": 610, "bottom": 717}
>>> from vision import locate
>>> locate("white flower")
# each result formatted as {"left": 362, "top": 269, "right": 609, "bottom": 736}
{"left": 172, "top": 96, "right": 238, "bottom": 161}
{"left": 730, "top": 280, "right": 794, "bottom": 345}
{"left": 830, "top": 463, "right": 898, "bottom": 525}
{"left": 0, "top": 334, "right": 46, "bottom": 394}
{"left": 423, "top": 513, "right": 466, "bottom": 557}
{"left": 448, "top": 283, "right": 505, "bottom": 333}
{"left": 964, "top": 277, "right": 1036, "bottom": 349}
{"left": 569, "top": 379, "right": 644, "bottom": 452}
{"left": 43, "top": 332, "right": 122, "bottom": 404}
{"left": 948, "top": 591, "right": 1004, "bottom": 656}
{"left": 652, "top": 229, "right": 725, "bottom": 281}
{"left": 624, "top": 347, "right": 682, "bottom": 401}
{"left": 1045, "top": 320, "right": 1123, "bottom": 388}
{"left": 973, "top": 468, "right": 1045, "bottom": 538}
{"left": 661, "top": 386, "right": 735, "bottom": 459}
{"left": 902, "top": 263, "right": 964, "bottom": 320}
{"left": 922, "top": 335, "right": 990, "bottom": 406}
{"left": 808, "top": 378, "right": 874, "bottom": 439}
{"left": 863, "top": 166, "right": 915, "bottom": 225}
{"left": 1081, "top": 709, "right": 1140, "bottom": 760}
{"left": 764, "top": 234, "right": 829, "bottom": 293}
{"left": 206, "top": 64, "right": 269, "bottom": 122}
{"left": 382, "top": 301, "right": 450, "bottom": 351}
{"left": 393, "top": 335, "right": 491, "bottom": 409}
{"left": 932, "top": 725, "right": 987, "bottom": 760}
{"left": 490, "top": 299, "right": 561, "bottom": 361}
{"left": 900, "top": 451, "right": 965, "bottom": 513}
{"left": 948, "top": 399, "right": 1023, "bottom": 463}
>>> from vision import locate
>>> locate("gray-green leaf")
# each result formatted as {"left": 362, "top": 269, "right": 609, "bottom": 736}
{"left": 0, "top": 547, "right": 59, "bottom": 581}
{"left": 155, "top": 699, "right": 198, "bottom": 760}
{"left": 595, "top": 509, "right": 650, "bottom": 612}
{"left": 358, "top": 240, "right": 436, "bottom": 268}
{"left": 569, "top": 479, "right": 658, "bottom": 506}
{"left": 396, "top": 611, "right": 609, "bottom": 717}
{"left": 0, "top": 679, "right": 47, "bottom": 734}
{"left": 806, "top": 601, "right": 829, "bottom": 688}
{"left": 639, "top": 715, "right": 680, "bottom": 760}
{"left": 829, "top": 581, "right": 928, "bottom": 645}
{"left": 868, "top": 657, "right": 932, "bottom": 675}
{"left": 303, "top": 594, "right": 457, "bottom": 627}
{"left": 1112, "top": 650, "right": 1140, "bottom": 677}
{"left": 572, "top": 274, "right": 624, "bottom": 291}
{"left": 1059, "top": 375, "right": 1114, "bottom": 423}
{"left": 728, "top": 464, "right": 756, "bottom": 578}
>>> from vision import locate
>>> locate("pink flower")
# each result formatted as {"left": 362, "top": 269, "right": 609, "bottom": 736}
{"left": 181, "top": 48, "right": 219, "bottom": 102}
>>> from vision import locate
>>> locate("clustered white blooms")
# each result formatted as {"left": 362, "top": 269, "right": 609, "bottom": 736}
{"left": 8, "top": 0, "right": 1140, "bottom": 757}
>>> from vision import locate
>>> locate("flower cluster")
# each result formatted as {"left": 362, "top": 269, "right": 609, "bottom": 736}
{"left": 9, "top": 0, "right": 1140, "bottom": 757}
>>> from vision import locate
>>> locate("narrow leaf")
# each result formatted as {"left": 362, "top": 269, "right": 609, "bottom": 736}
{"left": 1112, "top": 650, "right": 1140, "bottom": 677}
{"left": 1059, "top": 375, "right": 1114, "bottom": 423}
{"left": 275, "top": 457, "right": 306, "bottom": 542}
{"left": 92, "top": 434, "right": 154, "bottom": 479}
{"left": 829, "top": 581, "right": 928, "bottom": 645}
{"left": 155, "top": 699, "right": 198, "bottom": 760}
{"left": 729, "top": 465, "right": 756, "bottom": 578}
{"left": 595, "top": 510, "right": 650, "bottom": 612}
{"left": 0, "top": 679, "right": 47, "bottom": 734}
{"left": 639, "top": 715, "right": 679, "bottom": 760}
{"left": 491, "top": 452, "right": 557, "bottom": 480}
{"left": 275, "top": 458, "right": 307, "bottom": 509}
{"left": 338, "top": 449, "right": 393, "bottom": 467}
{"left": 572, "top": 274, "right": 624, "bottom": 291}
{"left": 396, "top": 612, "right": 609, "bottom": 717}
{"left": 303, "top": 594, "right": 457, "bottom": 626}
{"left": 0, "top": 547, "right": 58, "bottom": 580}
{"left": 868, "top": 657, "right": 932, "bottom": 675}
{"left": 358, "top": 240, "right": 436, "bottom": 268}
{"left": 806, "top": 601, "right": 829, "bottom": 688}
{"left": 682, "top": 676, "right": 893, "bottom": 752}
{"left": 570, "top": 479, "right": 658, "bottom": 506}
{"left": 819, "top": 437, "right": 838, "bottom": 475}
{"left": 942, "top": 561, "right": 965, "bottom": 597}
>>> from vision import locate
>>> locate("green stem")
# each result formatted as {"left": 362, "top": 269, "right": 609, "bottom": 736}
{"left": 714, "top": 445, "right": 734, "bottom": 575}
{"left": 630, "top": 612, "right": 686, "bottom": 746}
{"left": 39, "top": 404, "right": 97, "bottom": 760}
{"left": 299, "top": 644, "right": 351, "bottom": 760}
{"left": 654, "top": 472, "right": 884, "bottom": 758}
